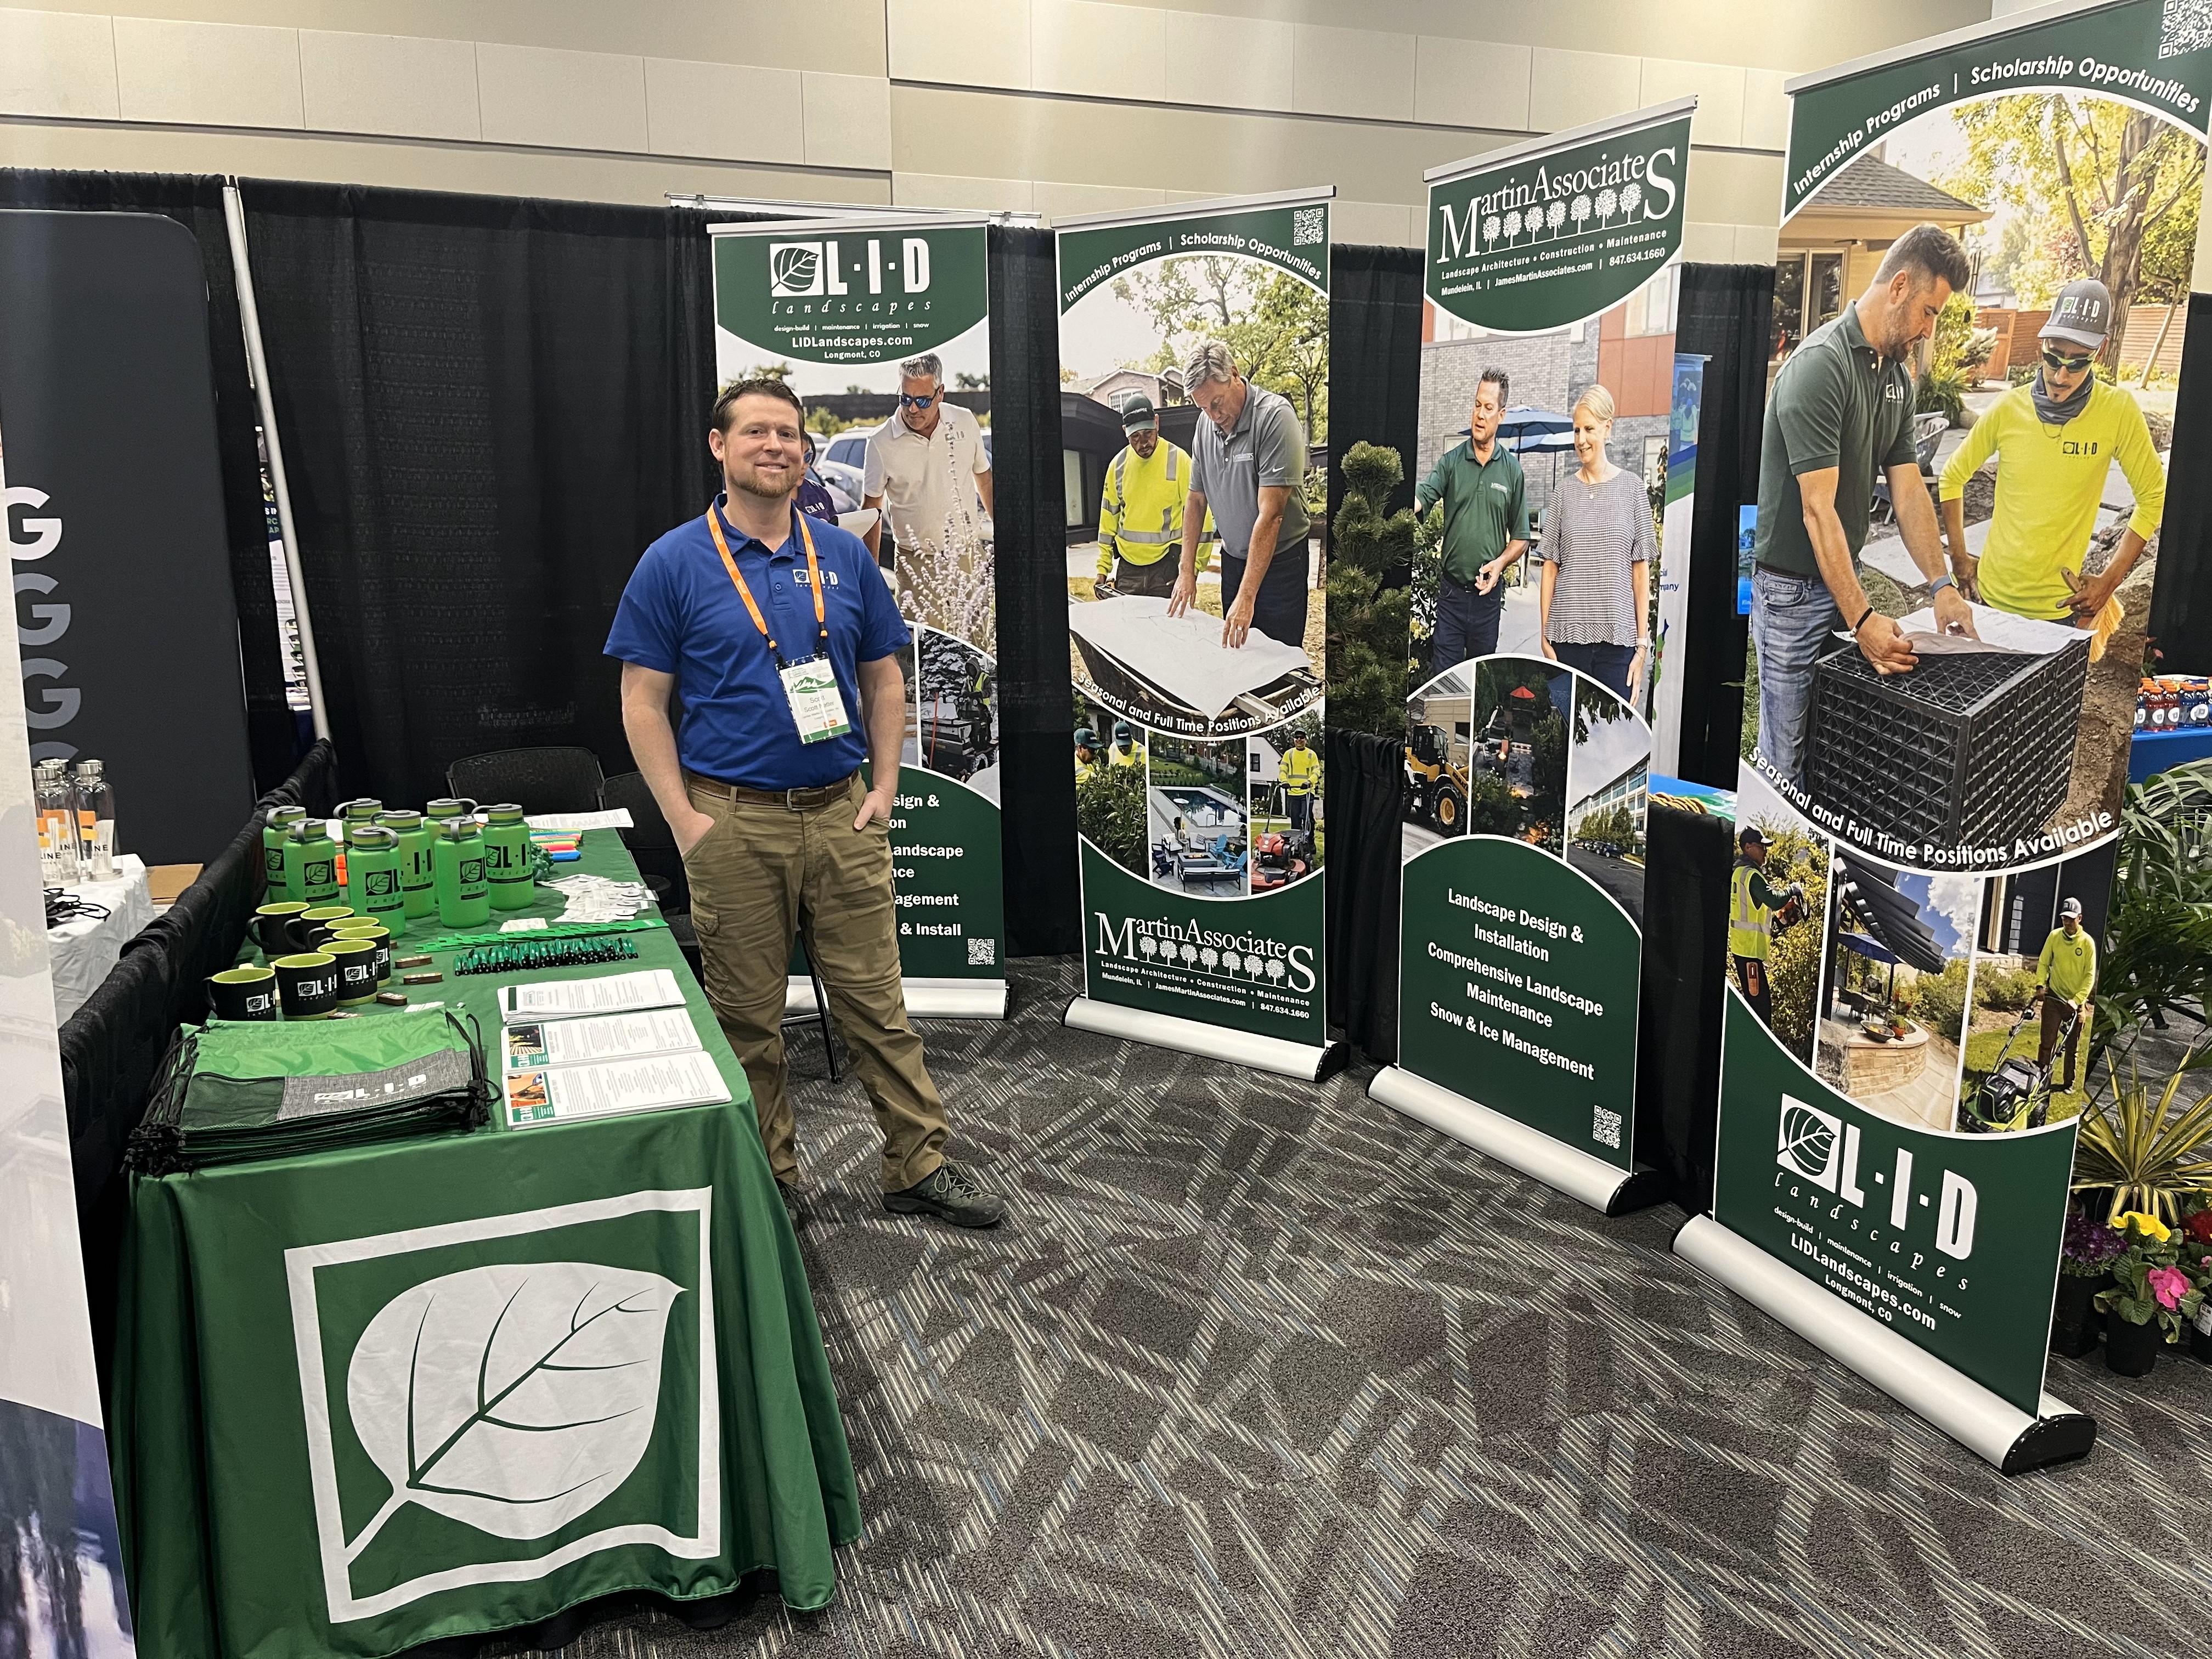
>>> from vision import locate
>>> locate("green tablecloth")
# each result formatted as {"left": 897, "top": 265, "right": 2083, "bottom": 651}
{"left": 111, "top": 833, "right": 860, "bottom": 1659}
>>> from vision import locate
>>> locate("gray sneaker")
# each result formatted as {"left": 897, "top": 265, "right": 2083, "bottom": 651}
{"left": 883, "top": 1161, "right": 1005, "bottom": 1228}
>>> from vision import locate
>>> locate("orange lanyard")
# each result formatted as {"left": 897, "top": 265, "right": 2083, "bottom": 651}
{"left": 704, "top": 503, "right": 828, "bottom": 668}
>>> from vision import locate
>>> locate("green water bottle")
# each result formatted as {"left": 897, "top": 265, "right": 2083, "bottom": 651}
{"left": 338, "top": 800, "right": 384, "bottom": 909}
{"left": 433, "top": 818, "right": 491, "bottom": 928}
{"left": 347, "top": 824, "right": 408, "bottom": 934}
{"left": 425, "top": 797, "right": 477, "bottom": 827}
{"left": 289, "top": 819, "right": 340, "bottom": 905}
{"left": 263, "top": 806, "right": 306, "bottom": 900}
{"left": 481, "top": 804, "right": 535, "bottom": 911}
{"left": 379, "top": 810, "right": 436, "bottom": 921}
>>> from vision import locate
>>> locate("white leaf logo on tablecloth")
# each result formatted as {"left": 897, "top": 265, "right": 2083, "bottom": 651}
{"left": 340, "top": 1261, "right": 681, "bottom": 1561}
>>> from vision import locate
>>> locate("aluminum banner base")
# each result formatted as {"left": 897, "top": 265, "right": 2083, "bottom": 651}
{"left": 1062, "top": 996, "right": 1342, "bottom": 1081}
{"left": 785, "top": 975, "right": 1007, "bottom": 1020}
{"left": 1367, "top": 1066, "right": 1664, "bottom": 1216}
{"left": 1673, "top": 1215, "right": 2096, "bottom": 1475}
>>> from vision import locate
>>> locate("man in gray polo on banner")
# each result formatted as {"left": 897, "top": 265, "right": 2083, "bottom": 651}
{"left": 1169, "top": 338, "right": 1312, "bottom": 651}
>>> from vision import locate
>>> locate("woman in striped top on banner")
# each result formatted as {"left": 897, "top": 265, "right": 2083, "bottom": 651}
{"left": 1536, "top": 385, "right": 1655, "bottom": 703}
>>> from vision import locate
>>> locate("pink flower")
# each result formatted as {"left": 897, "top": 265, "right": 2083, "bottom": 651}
{"left": 2148, "top": 1266, "right": 2191, "bottom": 1310}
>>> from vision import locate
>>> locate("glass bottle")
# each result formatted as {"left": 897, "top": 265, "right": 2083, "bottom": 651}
{"left": 75, "top": 760, "right": 115, "bottom": 879}
{"left": 35, "top": 762, "right": 77, "bottom": 884}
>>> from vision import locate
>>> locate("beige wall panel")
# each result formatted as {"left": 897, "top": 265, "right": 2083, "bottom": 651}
{"left": 645, "top": 59, "right": 803, "bottom": 166}
{"left": 1685, "top": 144, "right": 1783, "bottom": 229}
{"left": 1741, "top": 67, "right": 1790, "bottom": 153}
{"left": 1034, "top": 1, "right": 1167, "bottom": 102}
{"left": 1035, "top": 179, "right": 1170, "bottom": 217}
{"left": 891, "top": 82, "right": 1514, "bottom": 205}
{"left": 888, "top": 0, "right": 1029, "bottom": 91}
{"left": 1639, "top": 57, "right": 1744, "bottom": 149}
{"left": 0, "top": 114, "right": 891, "bottom": 205}
{"left": 1733, "top": 222, "right": 1781, "bottom": 264}
{"left": 0, "top": 8, "right": 118, "bottom": 120}
{"left": 890, "top": 170, "right": 1035, "bottom": 211}
{"left": 803, "top": 71, "right": 892, "bottom": 172}
{"left": 1291, "top": 22, "right": 1414, "bottom": 122}
{"left": 1679, "top": 220, "right": 1737, "bottom": 263}
{"left": 1334, "top": 198, "right": 1417, "bottom": 247}
{"left": 1163, "top": 9, "right": 1293, "bottom": 113}
{"left": 114, "top": 15, "right": 303, "bottom": 129}
{"left": 299, "top": 29, "right": 480, "bottom": 142}
{"left": 1527, "top": 48, "right": 1641, "bottom": 136}
{"left": 476, "top": 41, "right": 646, "bottom": 153}
{"left": 21, "top": 1, "right": 888, "bottom": 79}
{"left": 1415, "top": 36, "right": 1530, "bottom": 133}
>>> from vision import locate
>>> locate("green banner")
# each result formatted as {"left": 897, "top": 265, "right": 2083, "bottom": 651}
{"left": 713, "top": 224, "right": 1005, "bottom": 996}
{"left": 713, "top": 223, "right": 988, "bottom": 366}
{"left": 1714, "top": 993, "right": 2076, "bottom": 1414}
{"left": 1398, "top": 836, "right": 1642, "bottom": 1166}
{"left": 1783, "top": 0, "right": 2212, "bottom": 221}
{"left": 1427, "top": 109, "right": 1691, "bottom": 334}
{"left": 1079, "top": 840, "right": 1324, "bottom": 1047}
{"left": 1057, "top": 202, "right": 1330, "bottom": 311}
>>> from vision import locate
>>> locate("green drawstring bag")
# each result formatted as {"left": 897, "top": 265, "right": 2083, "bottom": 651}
{"left": 126, "top": 1011, "right": 492, "bottom": 1175}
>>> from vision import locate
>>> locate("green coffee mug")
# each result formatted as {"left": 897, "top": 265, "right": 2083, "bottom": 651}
{"left": 207, "top": 964, "right": 278, "bottom": 1021}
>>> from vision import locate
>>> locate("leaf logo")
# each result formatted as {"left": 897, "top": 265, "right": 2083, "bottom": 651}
{"left": 770, "top": 242, "right": 822, "bottom": 296}
{"left": 341, "top": 1261, "right": 681, "bottom": 1560}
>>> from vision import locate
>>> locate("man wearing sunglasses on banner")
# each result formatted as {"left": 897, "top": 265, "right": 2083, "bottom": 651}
{"left": 1937, "top": 279, "right": 2165, "bottom": 659}
{"left": 609, "top": 378, "right": 1005, "bottom": 1230}
{"left": 861, "top": 352, "right": 993, "bottom": 634}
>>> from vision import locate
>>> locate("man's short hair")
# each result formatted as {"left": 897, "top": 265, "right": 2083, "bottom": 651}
{"left": 899, "top": 352, "right": 943, "bottom": 385}
{"left": 1184, "top": 338, "right": 1237, "bottom": 392}
{"left": 714, "top": 377, "right": 805, "bottom": 436}
{"left": 1476, "top": 367, "right": 1510, "bottom": 409}
{"left": 1874, "top": 224, "right": 1972, "bottom": 298}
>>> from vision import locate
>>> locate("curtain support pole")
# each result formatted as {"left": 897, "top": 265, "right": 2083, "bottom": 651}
{"left": 222, "top": 183, "right": 330, "bottom": 742}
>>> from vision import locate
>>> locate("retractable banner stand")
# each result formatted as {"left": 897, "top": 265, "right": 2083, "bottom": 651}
{"left": 1365, "top": 101, "right": 1694, "bottom": 1213}
{"left": 710, "top": 219, "right": 1007, "bottom": 1019}
{"left": 1690, "top": 0, "right": 2212, "bottom": 1471}
{"left": 1648, "top": 352, "right": 1706, "bottom": 774}
{"left": 1055, "top": 190, "right": 1339, "bottom": 1080}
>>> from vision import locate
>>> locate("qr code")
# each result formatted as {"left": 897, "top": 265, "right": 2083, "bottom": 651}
{"left": 1293, "top": 206, "right": 1325, "bottom": 246}
{"left": 967, "top": 936, "right": 996, "bottom": 966}
{"left": 1592, "top": 1104, "right": 1623, "bottom": 1150}
{"left": 2164, "top": 0, "right": 2212, "bottom": 58}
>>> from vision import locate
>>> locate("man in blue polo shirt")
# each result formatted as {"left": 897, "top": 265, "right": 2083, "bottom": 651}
{"left": 607, "top": 378, "right": 1003, "bottom": 1228}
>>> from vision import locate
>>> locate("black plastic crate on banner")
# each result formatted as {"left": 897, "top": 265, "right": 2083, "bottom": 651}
{"left": 1805, "top": 636, "right": 2090, "bottom": 850}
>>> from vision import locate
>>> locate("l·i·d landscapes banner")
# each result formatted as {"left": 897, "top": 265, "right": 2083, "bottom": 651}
{"left": 1705, "top": 0, "right": 2208, "bottom": 1455}
{"left": 1056, "top": 192, "right": 1334, "bottom": 1071}
{"left": 712, "top": 219, "right": 1005, "bottom": 1016}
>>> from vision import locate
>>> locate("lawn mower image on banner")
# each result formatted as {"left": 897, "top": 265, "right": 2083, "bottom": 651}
{"left": 1250, "top": 830, "right": 1312, "bottom": 892}
{"left": 1960, "top": 999, "right": 2082, "bottom": 1134}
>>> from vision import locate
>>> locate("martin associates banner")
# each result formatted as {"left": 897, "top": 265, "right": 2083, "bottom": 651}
{"left": 1366, "top": 102, "right": 1692, "bottom": 1212}
{"left": 1054, "top": 191, "right": 1336, "bottom": 1079}
{"left": 1691, "top": 0, "right": 2211, "bottom": 1465}
{"left": 711, "top": 219, "right": 1006, "bottom": 1018}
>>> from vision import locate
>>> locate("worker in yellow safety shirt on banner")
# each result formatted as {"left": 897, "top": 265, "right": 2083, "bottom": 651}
{"left": 1279, "top": 729, "right": 1322, "bottom": 834}
{"left": 1938, "top": 279, "right": 2164, "bottom": 662}
{"left": 1107, "top": 722, "right": 1143, "bottom": 768}
{"left": 1095, "top": 394, "right": 1213, "bottom": 597}
{"left": 1728, "top": 826, "right": 1805, "bottom": 1032}
{"left": 2032, "top": 895, "right": 2097, "bottom": 1093}
{"left": 1074, "top": 726, "right": 1101, "bottom": 784}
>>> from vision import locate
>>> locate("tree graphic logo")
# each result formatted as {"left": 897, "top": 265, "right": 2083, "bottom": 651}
{"left": 286, "top": 1189, "right": 719, "bottom": 1623}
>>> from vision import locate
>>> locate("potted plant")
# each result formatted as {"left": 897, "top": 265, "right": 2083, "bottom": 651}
{"left": 2052, "top": 1207, "right": 2123, "bottom": 1357}
{"left": 2183, "top": 1206, "right": 2212, "bottom": 1362}
{"left": 2095, "top": 1212, "right": 2203, "bottom": 1375}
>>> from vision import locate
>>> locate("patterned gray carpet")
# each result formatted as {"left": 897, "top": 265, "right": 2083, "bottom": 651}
{"left": 539, "top": 957, "right": 2212, "bottom": 1659}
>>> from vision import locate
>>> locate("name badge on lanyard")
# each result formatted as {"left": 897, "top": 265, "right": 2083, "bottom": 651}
{"left": 706, "top": 506, "right": 854, "bottom": 744}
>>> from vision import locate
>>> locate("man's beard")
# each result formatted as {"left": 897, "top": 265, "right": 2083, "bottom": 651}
{"left": 730, "top": 464, "right": 797, "bottom": 503}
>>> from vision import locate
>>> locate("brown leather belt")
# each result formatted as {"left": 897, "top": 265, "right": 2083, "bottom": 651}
{"left": 687, "top": 770, "right": 857, "bottom": 810}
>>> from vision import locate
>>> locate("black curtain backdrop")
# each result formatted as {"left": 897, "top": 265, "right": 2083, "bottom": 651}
{"left": 2151, "top": 291, "right": 2212, "bottom": 674}
{"left": 1637, "top": 800, "right": 1733, "bottom": 1211}
{"left": 1673, "top": 263, "right": 1774, "bottom": 786}
{"left": 0, "top": 168, "right": 297, "bottom": 793}
{"left": 1328, "top": 244, "right": 1425, "bottom": 532}
{"left": 1323, "top": 730, "right": 1404, "bottom": 1058}
{"left": 236, "top": 182, "right": 753, "bottom": 809}
{"left": 988, "top": 226, "right": 1079, "bottom": 957}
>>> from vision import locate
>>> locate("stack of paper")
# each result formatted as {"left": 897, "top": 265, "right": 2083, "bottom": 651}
{"left": 498, "top": 968, "right": 686, "bottom": 1023}
{"left": 497, "top": 973, "right": 729, "bottom": 1126}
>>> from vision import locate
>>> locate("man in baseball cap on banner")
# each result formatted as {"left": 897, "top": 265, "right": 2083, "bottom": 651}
{"left": 1095, "top": 393, "right": 1213, "bottom": 599}
{"left": 1938, "top": 277, "right": 2166, "bottom": 659}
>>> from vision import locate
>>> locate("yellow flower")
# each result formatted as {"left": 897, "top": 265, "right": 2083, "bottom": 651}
{"left": 2114, "top": 1211, "right": 2172, "bottom": 1243}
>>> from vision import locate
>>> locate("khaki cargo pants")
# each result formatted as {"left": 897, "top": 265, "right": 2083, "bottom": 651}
{"left": 684, "top": 771, "right": 947, "bottom": 1192}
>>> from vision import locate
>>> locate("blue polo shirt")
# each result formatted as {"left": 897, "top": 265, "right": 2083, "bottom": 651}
{"left": 606, "top": 497, "right": 910, "bottom": 789}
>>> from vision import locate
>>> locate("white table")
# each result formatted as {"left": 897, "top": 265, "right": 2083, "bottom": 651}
{"left": 48, "top": 854, "right": 154, "bottom": 1025}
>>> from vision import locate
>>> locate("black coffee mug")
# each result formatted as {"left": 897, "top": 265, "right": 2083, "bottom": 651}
{"left": 332, "top": 923, "right": 393, "bottom": 984}
{"left": 273, "top": 952, "right": 339, "bottom": 1020}
{"left": 253, "top": 902, "right": 309, "bottom": 957}
{"left": 326, "top": 939, "right": 380, "bottom": 1006}
{"left": 207, "top": 964, "right": 278, "bottom": 1021}
{"left": 295, "top": 905, "right": 355, "bottom": 953}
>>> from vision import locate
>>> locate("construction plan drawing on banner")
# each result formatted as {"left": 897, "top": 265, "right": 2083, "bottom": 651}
{"left": 712, "top": 218, "right": 1006, "bottom": 1014}
{"left": 1057, "top": 192, "right": 1335, "bottom": 1073}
